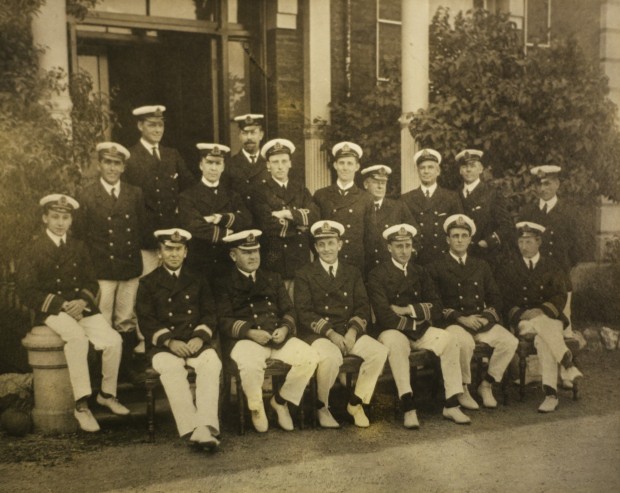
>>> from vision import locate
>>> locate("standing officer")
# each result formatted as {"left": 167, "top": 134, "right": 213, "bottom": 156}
{"left": 136, "top": 228, "right": 221, "bottom": 448}
{"left": 313, "top": 142, "right": 376, "bottom": 269}
{"left": 519, "top": 165, "right": 583, "bottom": 335}
{"left": 361, "top": 164, "right": 419, "bottom": 273}
{"left": 496, "top": 222, "right": 583, "bottom": 412}
{"left": 17, "top": 194, "right": 129, "bottom": 432}
{"left": 295, "top": 221, "right": 388, "bottom": 428}
{"left": 401, "top": 149, "right": 463, "bottom": 265}
{"left": 125, "top": 105, "right": 196, "bottom": 276}
{"left": 225, "top": 113, "right": 268, "bottom": 203}
{"left": 367, "top": 224, "right": 471, "bottom": 427}
{"left": 178, "top": 143, "right": 251, "bottom": 279}
{"left": 455, "top": 149, "right": 513, "bottom": 268}
{"left": 427, "top": 215, "right": 518, "bottom": 410}
{"left": 216, "top": 230, "right": 318, "bottom": 433}
{"left": 249, "top": 138, "right": 319, "bottom": 297}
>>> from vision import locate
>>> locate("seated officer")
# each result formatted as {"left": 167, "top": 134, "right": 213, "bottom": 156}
{"left": 496, "top": 222, "right": 583, "bottom": 413}
{"left": 455, "top": 149, "right": 512, "bottom": 268}
{"left": 361, "top": 165, "right": 419, "bottom": 273}
{"left": 401, "top": 149, "right": 463, "bottom": 265}
{"left": 367, "top": 224, "right": 471, "bottom": 427}
{"left": 178, "top": 143, "right": 251, "bottom": 279}
{"left": 249, "top": 138, "right": 319, "bottom": 297}
{"left": 295, "top": 221, "right": 388, "bottom": 428}
{"left": 17, "top": 194, "right": 129, "bottom": 432}
{"left": 216, "top": 230, "right": 318, "bottom": 433}
{"left": 136, "top": 228, "right": 221, "bottom": 449}
{"left": 427, "top": 215, "right": 518, "bottom": 410}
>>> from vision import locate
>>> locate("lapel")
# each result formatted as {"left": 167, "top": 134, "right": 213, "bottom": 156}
{"left": 94, "top": 181, "right": 120, "bottom": 213}
{"left": 409, "top": 188, "right": 431, "bottom": 212}
{"left": 332, "top": 184, "right": 363, "bottom": 209}
{"left": 154, "top": 266, "right": 180, "bottom": 295}
{"left": 267, "top": 177, "right": 290, "bottom": 204}
{"left": 442, "top": 254, "right": 471, "bottom": 280}
{"left": 309, "top": 260, "right": 343, "bottom": 292}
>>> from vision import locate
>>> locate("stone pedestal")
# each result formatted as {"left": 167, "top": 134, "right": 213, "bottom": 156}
{"left": 22, "top": 326, "right": 77, "bottom": 434}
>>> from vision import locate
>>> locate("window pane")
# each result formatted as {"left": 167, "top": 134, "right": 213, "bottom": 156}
{"left": 527, "top": 0, "right": 550, "bottom": 45}
{"left": 150, "top": 0, "right": 199, "bottom": 19}
{"left": 228, "top": 41, "right": 251, "bottom": 154}
{"left": 379, "top": 0, "right": 401, "bottom": 21}
{"left": 95, "top": 0, "right": 146, "bottom": 15}
{"left": 378, "top": 22, "right": 401, "bottom": 79}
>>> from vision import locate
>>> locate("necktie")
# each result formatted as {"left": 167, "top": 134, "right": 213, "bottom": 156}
{"left": 250, "top": 155, "right": 257, "bottom": 165}
{"left": 529, "top": 260, "right": 534, "bottom": 271}
{"left": 152, "top": 146, "right": 160, "bottom": 161}
{"left": 374, "top": 202, "right": 380, "bottom": 212}
{"left": 541, "top": 202, "right": 548, "bottom": 214}
{"left": 424, "top": 189, "right": 430, "bottom": 198}
{"left": 171, "top": 272, "right": 178, "bottom": 280}
{"left": 281, "top": 184, "right": 287, "bottom": 192}
{"left": 59, "top": 238, "right": 65, "bottom": 249}
{"left": 339, "top": 188, "right": 348, "bottom": 197}
{"left": 110, "top": 187, "right": 117, "bottom": 200}
{"left": 329, "top": 266, "right": 335, "bottom": 280}
{"left": 458, "top": 257, "right": 465, "bottom": 266}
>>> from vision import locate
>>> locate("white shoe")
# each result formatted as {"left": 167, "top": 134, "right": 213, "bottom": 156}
{"left": 190, "top": 426, "right": 220, "bottom": 450}
{"left": 518, "top": 320, "right": 537, "bottom": 338}
{"left": 318, "top": 407, "right": 340, "bottom": 429}
{"left": 346, "top": 403, "right": 370, "bottom": 428}
{"left": 251, "top": 405, "right": 269, "bottom": 433}
{"left": 477, "top": 381, "right": 498, "bottom": 409}
{"left": 404, "top": 409, "right": 420, "bottom": 429}
{"left": 270, "top": 396, "right": 294, "bottom": 431}
{"left": 442, "top": 406, "right": 471, "bottom": 425}
{"left": 133, "top": 340, "right": 145, "bottom": 354}
{"left": 74, "top": 408, "right": 100, "bottom": 432}
{"left": 538, "top": 395, "right": 559, "bottom": 413}
{"left": 560, "top": 366, "right": 583, "bottom": 385}
{"left": 96, "top": 394, "right": 130, "bottom": 415}
{"left": 458, "top": 386, "right": 480, "bottom": 410}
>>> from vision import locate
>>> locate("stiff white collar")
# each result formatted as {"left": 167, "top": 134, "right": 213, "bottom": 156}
{"left": 420, "top": 183, "right": 438, "bottom": 197}
{"left": 272, "top": 177, "right": 289, "bottom": 188}
{"left": 539, "top": 195, "right": 558, "bottom": 212}
{"left": 391, "top": 258, "right": 408, "bottom": 274}
{"left": 449, "top": 251, "right": 468, "bottom": 265}
{"left": 46, "top": 229, "right": 67, "bottom": 247}
{"left": 464, "top": 179, "right": 480, "bottom": 195}
{"left": 201, "top": 177, "right": 219, "bottom": 188}
{"left": 319, "top": 258, "right": 339, "bottom": 277}
{"left": 336, "top": 179, "right": 355, "bottom": 191}
{"left": 140, "top": 138, "right": 159, "bottom": 153}
{"left": 100, "top": 177, "right": 121, "bottom": 196}
{"left": 523, "top": 252, "right": 541, "bottom": 268}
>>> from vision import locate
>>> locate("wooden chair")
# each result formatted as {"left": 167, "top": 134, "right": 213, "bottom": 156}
{"left": 222, "top": 358, "right": 308, "bottom": 435}
{"left": 517, "top": 337, "right": 581, "bottom": 401}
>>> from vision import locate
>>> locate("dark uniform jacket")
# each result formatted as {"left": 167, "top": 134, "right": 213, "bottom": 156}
{"left": 367, "top": 197, "right": 420, "bottom": 273}
{"left": 519, "top": 199, "right": 582, "bottom": 290}
{"left": 250, "top": 177, "right": 319, "bottom": 279}
{"left": 367, "top": 260, "right": 443, "bottom": 341}
{"left": 458, "top": 181, "right": 513, "bottom": 265}
{"left": 215, "top": 268, "right": 296, "bottom": 351}
{"left": 125, "top": 142, "right": 196, "bottom": 249}
{"left": 313, "top": 184, "right": 376, "bottom": 268}
{"left": 178, "top": 179, "right": 252, "bottom": 277}
{"left": 495, "top": 254, "right": 568, "bottom": 329}
{"left": 223, "top": 151, "right": 269, "bottom": 204}
{"left": 401, "top": 186, "right": 463, "bottom": 265}
{"left": 294, "top": 260, "right": 370, "bottom": 343}
{"left": 17, "top": 233, "right": 99, "bottom": 325}
{"left": 136, "top": 265, "right": 217, "bottom": 360}
{"left": 426, "top": 253, "right": 502, "bottom": 334}
{"left": 76, "top": 180, "right": 146, "bottom": 280}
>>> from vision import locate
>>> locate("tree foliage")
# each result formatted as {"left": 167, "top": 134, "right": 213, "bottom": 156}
{"left": 409, "top": 8, "right": 620, "bottom": 207}
{"left": 0, "top": 0, "right": 112, "bottom": 266}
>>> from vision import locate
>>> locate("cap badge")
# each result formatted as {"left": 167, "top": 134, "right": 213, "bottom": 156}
{"left": 399, "top": 227, "right": 406, "bottom": 235}
{"left": 456, "top": 216, "right": 465, "bottom": 226}
{"left": 537, "top": 170, "right": 546, "bottom": 178}
{"left": 322, "top": 222, "right": 331, "bottom": 232}
{"left": 274, "top": 142, "right": 282, "bottom": 151}
{"left": 212, "top": 146, "right": 221, "bottom": 155}
{"left": 247, "top": 233, "right": 255, "bottom": 242}
{"left": 59, "top": 196, "right": 67, "bottom": 205}
{"left": 377, "top": 169, "right": 388, "bottom": 177}
{"left": 153, "top": 108, "right": 163, "bottom": 117}
{"left": 245, "top": 116, "right": 253, "bottom": 124}
{"left": 171, "top": 231, "right": 182, "bottom": 242}
{"left": 342, "top": 144, "right": 350, "bottom": 152}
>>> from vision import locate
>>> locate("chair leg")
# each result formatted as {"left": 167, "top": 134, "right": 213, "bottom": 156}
{"left": 311, "top": 376, "right": 318, "bottom": 428}
{"left": 299, "top": 389, "right": 305, "bottom": 430}
{"left": 235, "top": 373, "right": 245, "bottom": 435}
{"left": 573, "top": 379, "right": 579, "bottom": 401}
{"left": 146, "top": 381, "right": 156, "bottom": 442}
{"left": 501, "top": 372, "right": 509, "bottom": 406}
{"left": 519, "top": 353, "right": 526, "bottom": 401}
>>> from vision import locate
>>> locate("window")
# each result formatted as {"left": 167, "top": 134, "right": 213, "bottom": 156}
{"left": 525, "top": 0, "right": 551, "bottom": 47}
{"left": 376, "top": 0, "right": 401, "bottom": 81}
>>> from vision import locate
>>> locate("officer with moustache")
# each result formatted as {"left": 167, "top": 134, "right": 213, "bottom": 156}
{"left": 216, "top": 230, "right": 318, "bottom": 433}
{"left": 249, "top": 138, "right": 319, "bottom": 297}
{"left": 125, "top": 105, "right": 196, "bottom": 276}
{"left": 401, "top": 149, "right": 463, "bottom": 265}
{"left": 455, "top": 149, "right": 512, "bottom": 268}
{"left": 427, "top": 215, "right": 518, "bottom": 410}
{"left": 496, "top": 222, "right": 583, "bottom": 413}
{"left": 367, "top": 224, "right": 471, "bottom": 427}
{"left": 178, "top": 143, "right": 251, "bottom": 279}
{"left": 313, "top": 142, "right": 377, "bottom": 269}
{"left": 136, "top": 228, "right": 221, "bottom": 449}
{"left": 361, "top": 164, "right": 418, "bottom": 273}
{"left": 295, "top": 221, "right": 388, "bottom": 429}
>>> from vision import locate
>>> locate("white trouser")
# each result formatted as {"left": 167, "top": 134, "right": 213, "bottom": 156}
{"left": 283, "top": 279, "right": 295, "bottom": 302}
{"left": 446, "top": 324, "right": 518, "bottom": 384}
{"left": 45, "top": 312, "right": 122, "bottom": 400}
{"left": 152, "top": 349, "right": 222, "bottom": 437}
{"left": 140, "top": 249, "right": 160, "bottom": 277}
{"left": 312, "top": 335, "right": 388, "bottom": 406}
{"left": 524, "top": 315, "right": 569, "bottom": 391}
{"left": 378, "top": 327, "right": 463, "bottom": 400}
{"left": 230, "top": 337, "right": 318, "bottom": 411}
{"left": 98, "top": 278, "right": 139, "bottom": 334}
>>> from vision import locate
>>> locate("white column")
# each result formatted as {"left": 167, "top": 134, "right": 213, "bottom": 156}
{"left": 31, "top": 0, "right": 73, "bottom": 124}
{"left": 601, "top": 1, "right": 620, "bottom": 108}
{"left": 303, "top": 0, "right": 332, "bottom": 193}
{"left": 400, "top": 0, "right": 429, "bottom": 193}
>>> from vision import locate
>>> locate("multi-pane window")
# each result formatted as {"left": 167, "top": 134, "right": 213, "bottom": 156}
{"left": 525, "top": 0, "right": 551, "bottom": 47}
{"left": 376, "top": 0, "right": 401, "bottom": 81}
